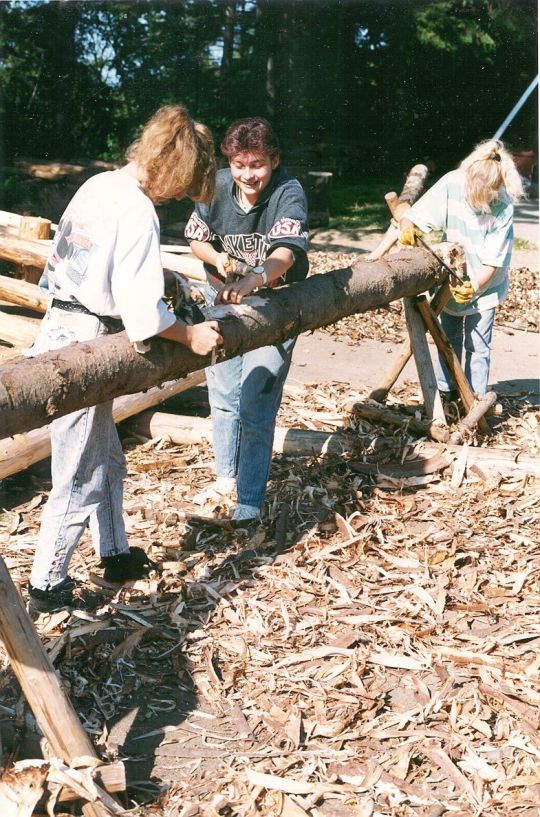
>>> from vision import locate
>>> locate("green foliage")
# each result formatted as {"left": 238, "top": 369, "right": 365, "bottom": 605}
{"left": 514, "top": 237, "right": 537, "bottom": 251}
{"left": 0, "top": 0, "right": 536, "bottom": 177}
{"left": 416, "top": 2, "right": 496, "bottom": 52}
{"left": 329, "top": 179, "right": 393, "bottom": 231}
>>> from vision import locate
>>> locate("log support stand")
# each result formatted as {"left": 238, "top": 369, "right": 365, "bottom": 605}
{"left": 366, "top": 171, "right": 493, "bottom": 439}
{"left": 0, "top": 556, "right": 123, "bottom": 816}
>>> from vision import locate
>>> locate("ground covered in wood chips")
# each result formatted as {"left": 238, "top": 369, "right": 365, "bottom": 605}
{"left": 310, "top": 252, "right": 539, "bottom": 345}
{"left": 0, "top": 247, "right": 539, "bottom": 816}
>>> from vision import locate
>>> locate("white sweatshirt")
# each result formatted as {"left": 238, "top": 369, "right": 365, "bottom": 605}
{"left": 42, "top": 168, "right": 176, "bottom": 342}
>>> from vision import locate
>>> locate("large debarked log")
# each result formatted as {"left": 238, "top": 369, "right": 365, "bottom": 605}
{"left": 0, "top": 250, "right": 445, "bottom": 438}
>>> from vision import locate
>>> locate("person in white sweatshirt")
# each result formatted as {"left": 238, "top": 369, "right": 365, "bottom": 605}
{"left": 28, "top": 105, "right": 222, "bottom": 611}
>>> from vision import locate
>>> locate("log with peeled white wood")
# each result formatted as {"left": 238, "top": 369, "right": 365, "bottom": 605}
{"left": 125, "top": 411, "right": 540, "bottom": 478}
{"left": 0, "top": 273, "right": 49, "bottom": 312}
{"left": 0, "top": 310, "right": 40, "bottom": 347}
{"left": 16, "top": 216, "right": 52, "bottom": 283}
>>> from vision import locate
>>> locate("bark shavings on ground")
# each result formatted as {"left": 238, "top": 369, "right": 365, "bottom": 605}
{"left": 309, "top": 251, "right": 540, "bottom": 344}
{"left": 1, "top": 377, "right": 539, "bottom": 816}
{"left": 0, "top": 263, "right": 539, "bottom": 815}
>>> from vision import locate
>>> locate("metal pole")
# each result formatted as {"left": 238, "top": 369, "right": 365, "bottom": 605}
{"left": 492, "top": 75, "right": 538, "bottom": 140}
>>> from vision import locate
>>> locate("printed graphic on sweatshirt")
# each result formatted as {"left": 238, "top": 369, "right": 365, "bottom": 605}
{"left": 221, "top": 233, "right": 269, "bottom": 268}
{"left": 268, "top": 217, "right": 304, "bottom": 239}
{"left": 185, "top": 212, "right": 213, "bottom": 242}
{"left": 47, "top": 216, "right": 94, "bottom": 287}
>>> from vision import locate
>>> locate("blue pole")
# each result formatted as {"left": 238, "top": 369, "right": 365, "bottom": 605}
{"left": 492, "top": 76, "right": 539, "bottom": 140}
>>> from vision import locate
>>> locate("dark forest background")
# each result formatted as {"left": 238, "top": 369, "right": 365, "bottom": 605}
{"left": 0, "top": 0, "right": 537, "bottom": 196}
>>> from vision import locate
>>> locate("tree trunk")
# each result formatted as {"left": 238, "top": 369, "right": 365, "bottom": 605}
{"left": 220, "top": 1, "right": 236, "bottom": 77}
{"left": 0, "top": 233, "right": 50, "bottom": 268}
{"left": 0, "top": 371, "right": 206, "bottom": 480}
{"left": 0, "top": 274, "right": 49, "bottom": 313}
{"left": 0, "top": 557, "right": 118, "bottom": 817}
{"left": 127, "top": 411, "right": 352, "bottom": 456}
{"left": 0, "top": 311, "right": 39, "bottom": 346}
{"left": 0, "top": 251, "right": 446, "bottom": 438}
{"left": 16, "top": 216, "right": 52, "bottom": 284}
{"left": 119, "top": 414, "right": 540, "bottom": 479}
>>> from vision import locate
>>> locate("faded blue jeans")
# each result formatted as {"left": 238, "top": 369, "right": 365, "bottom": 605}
{"left": 29, "top": 307, "right": 129, "bottom": 590}
{"left": 436, "top": 307, "right": 496, "bottom": 396}
{"left": 203, "top": 285, "right": 295, "bottom": 509}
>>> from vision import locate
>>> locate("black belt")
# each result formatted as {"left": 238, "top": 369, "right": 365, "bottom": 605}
{"left": 51, "top": 298, "right": 124, "bottom": 334}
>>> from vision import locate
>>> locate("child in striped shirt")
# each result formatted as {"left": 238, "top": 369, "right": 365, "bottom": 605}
{"left": 399, "top": 139, "right": 523, "bottom": 396}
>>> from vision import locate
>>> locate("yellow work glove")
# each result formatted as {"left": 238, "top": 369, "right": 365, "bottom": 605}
{"left": 399, "top": 224, "right": 423, "bottom": 246}
{"left": 450, "top": 278, "right": 475, "bottom": 305}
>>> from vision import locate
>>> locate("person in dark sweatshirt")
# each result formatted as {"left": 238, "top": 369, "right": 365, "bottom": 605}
{"left": 186, "top": 117, "right": 309, "bottom": 522}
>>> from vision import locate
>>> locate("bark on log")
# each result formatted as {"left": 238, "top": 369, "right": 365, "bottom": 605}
{"left": 0, "top": 274, "right": 49, "bottom": 313}
{"left": 0, "top": 251, "right": 446, "bottom": 438}
{"left": 0, "top": 371, "right": 205, "bottom": 479}
{"left": 395, "top": 164, "right": 430, "bottom": 207}
{"left": 367, "top": 166, "right": 429, "bottom": 263}
{"left": 384, "top": 165, "right": 429, "bottom": 221}
{"left": 347, "top": 400, "right": 449, "bottom": 443}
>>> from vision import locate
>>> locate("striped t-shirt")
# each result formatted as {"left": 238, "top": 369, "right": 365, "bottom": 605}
{"left": 406, "top": 169, "right": 514, "bottom": 316}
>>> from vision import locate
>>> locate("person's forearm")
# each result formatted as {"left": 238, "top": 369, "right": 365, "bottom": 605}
{"left": 157, "top": 319, "right": 192, "bottom": 345}
{"left": 263, "top": 247, "right": 295, "bottom": 284}
{"left": 190, "top": 240, "right": 220, "bottom": 266}
{"left": 475, "top": 264, "right": 498, "bottom": 290}
{"left": 399, "top": 217, "right": 415, "bottom": 231}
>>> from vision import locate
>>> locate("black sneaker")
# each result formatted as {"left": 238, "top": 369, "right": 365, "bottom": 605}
{"left": 101, "top": 546, "right": 156, "bottom": 583}
{"left": 27, "top": 577, "right": 76, "bottom": 612}
{"left": 440, "top": 389, "right": 459, "bottom": 403}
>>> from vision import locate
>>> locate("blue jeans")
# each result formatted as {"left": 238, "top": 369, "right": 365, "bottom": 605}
{"left": 29, "top": 308, "right": 129, "bottom": 590}
{"left": 436, "top": 308, "right": 496, "bottom": 396}
{"left": 203, "top": 287, "right": 295, "bottom": 508}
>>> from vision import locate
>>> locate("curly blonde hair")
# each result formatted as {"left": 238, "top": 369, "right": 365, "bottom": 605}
{"left": 126, "top": 105, "right": 216, "bottom": 203}
{"left": 460, "top": 139, "right": 524, "bottom": 213}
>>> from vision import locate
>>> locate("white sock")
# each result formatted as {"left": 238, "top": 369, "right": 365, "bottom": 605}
{"left": 193, "top": 476, "right": 236, "bottom": 505}
{"left": 215, "top": 476, "right": 236, "bottom": 494}
{"left": 231, "top": 503, "right": 261, "bottom": 521}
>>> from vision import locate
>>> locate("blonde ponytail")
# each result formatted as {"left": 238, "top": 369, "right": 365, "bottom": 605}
{"left": 460, "top": 139, "right": 524, "bottom": 213}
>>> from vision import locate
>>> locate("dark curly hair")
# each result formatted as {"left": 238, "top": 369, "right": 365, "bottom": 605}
{"left": 220, "top": 117, "right": 280, "bottom": 162}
